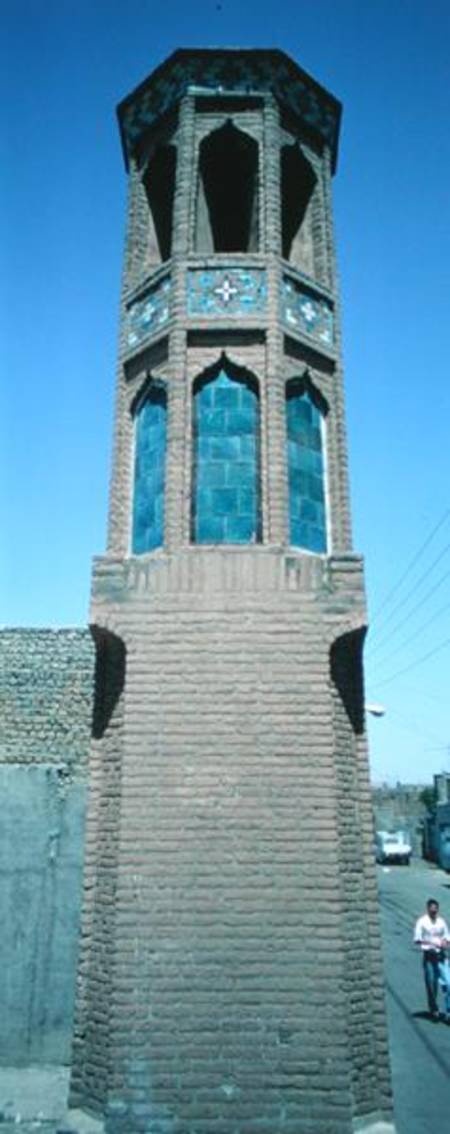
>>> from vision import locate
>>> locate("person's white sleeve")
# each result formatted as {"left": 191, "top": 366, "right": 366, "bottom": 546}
{"left": 413, "top": 917, "right": 423, "bottom": 943}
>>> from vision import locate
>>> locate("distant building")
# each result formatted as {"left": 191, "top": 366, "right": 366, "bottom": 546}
{"left": 372, "top": 783, "right": 428, "bottom": 856}
{"left": 423, "top": 773, "right": 450, "bottom": 870}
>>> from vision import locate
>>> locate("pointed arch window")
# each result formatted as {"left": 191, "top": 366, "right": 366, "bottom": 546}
{"left": 195, "top": 122, "right": 259, "bottom": 253}
{"left": 132, "top": 383, "right": 167, "bottom": 554}
{"left": 286, "top": 379, "right": 327, "bottom": 553}
{"left": 192, "top": 364, "right": 261, "bottom": 544}
{"left": 281, "top": 144, "right": 317, "bottom": 275}
{"left": 143, "top": 144, "right": 176, "bottom": 264}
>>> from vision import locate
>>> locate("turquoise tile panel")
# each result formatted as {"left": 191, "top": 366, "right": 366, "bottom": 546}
{"left": 193, "top": 368, "right": 260, "bottom": 544}
{"left": 132, "top": 388, "right": 167, "bottom": 553}
{"left": 282, "top": 276, "right": 333, "bottom": 348}
{"left": 187, "top": 268, "right": 267, "bottom": 318}
{"left": 286, "top": 390, "right": 326, "bottom": 553}
{"left": 126, "top": 276, "right": 171, "bottom": 352}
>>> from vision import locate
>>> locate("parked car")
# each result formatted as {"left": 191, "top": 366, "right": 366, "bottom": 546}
{"left": 375, "top": 830, "right": 412, "bottom": 865}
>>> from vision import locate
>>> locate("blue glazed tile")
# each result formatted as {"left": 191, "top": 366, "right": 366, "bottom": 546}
{"left": 300, "top": 498, "right": 318, "bottom": 522}
{"left": 197, "top": 436, "right": 211, "bottom": 459}
{"left": 240, "top": 436, "right": 256, "bottom": 460}
{"left": 214, "top": 386, "right": 241, "bottom": 410}
{"left": 308, "top": 525, "right": 327, "bottom": 553}
{"left": 310, "top": 427, "right": 322, "bottom": 451}
{"left": 196, "top": 487, "right": 213, "bottom": 514}
{"left": 193, "top": 367, "right": 260, "bottom": 545}
{"left": 287, "top": 390, "right": 326, "bottom": 553}
{"left": 132, "top": 389, "right": 167, "bottom": 554}
{"left": 187, "top": 268, "right": 267, "bottom": 318}
{"left": 211, "top": 487, "right": 239, "bottom": 515}
{"left": 196, "top": 515, "right": 226, "bottom": 543}
{"left": 239, "top": 487, "right": 256, "bottom": 515}
{"left": 227, "top": 409, "right": 256, "bottom": 435}
{"left": 198, "top": 385, "right": 214, "bottom": 408}
{"left": 281, "top": 276, "right": 333, "bottom": 347}
{"left": 126, "top": 276, "right": 171, "bottom": 350}
{"left": 310, "top": 475, "right": 324, "bottom": 503}
{"left": 197, "top": 462, "right": 226, "bottom": 488}
{"left": 225, "top": 514, "right": 256, "bottom": 543}
{"left": 209, "top": 436, "right": 242, "bottom": 461}
{"left": 225, "top": 461, "right": 255, "bottom": 488}
{"left": 198, "top": 408, "right": 227, "bottom": 434}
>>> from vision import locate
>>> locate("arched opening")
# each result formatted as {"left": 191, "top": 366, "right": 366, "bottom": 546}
{"left": 192, "top": 360, "right": 261, "bottom": 544}
{"left": 281, "top": 144, "right": 317, "bottom": 273}
{"left": 195, "top": 122, "right": 259, "bottom": 253}
{"left": 91, "top": 627, "right": 126, "bottom": 740}
{"left": 330, "top": 629, "right": 366, "bottom": 736}
{"left": 286, "top": 377, "right": 327, "bottom": 553}
{"left": 131, "top": 382, "right": 167, "bottom": 554}
{"left": 143, "top": 144, "right": 176, "bottom": 263}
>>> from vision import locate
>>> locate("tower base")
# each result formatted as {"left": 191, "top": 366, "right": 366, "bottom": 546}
{"left": 70, "top": 548, "right": 394, "bottom": 1134}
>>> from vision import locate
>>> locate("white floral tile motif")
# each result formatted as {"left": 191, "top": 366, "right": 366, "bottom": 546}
{"left": 126, "top": 277, "right": 171, "bottom": 350}
{"left": 187, "top": 269, "right": 267, "bottom": 317}
{"left": 282, "top": 277, "right": 334, "bottom": 346}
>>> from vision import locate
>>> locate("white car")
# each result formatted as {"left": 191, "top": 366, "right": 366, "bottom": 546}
{"left": 375, "top": 830, "right": 412, "bottom": 866}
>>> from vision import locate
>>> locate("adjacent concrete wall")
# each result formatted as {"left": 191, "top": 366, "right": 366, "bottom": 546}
{"left": 0, "top": 630, "right": 94, "bottom": 1065}
{"left": 0, "top": 765, "right": 86, "bottom": 1064}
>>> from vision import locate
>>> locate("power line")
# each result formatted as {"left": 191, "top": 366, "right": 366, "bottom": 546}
{"left": 368, "top": 598, "right": 450, "bottom": 671}
{"left": 367, "top": 541, "right": 450, "bottom": 653}
{"left": 374, "top": 633, "right": 450, "bottom": 688}
{"left": 368, "top": 570, "right": 450, "bottom": 660}
{"left": 370, "top": 508, "right": 450, "bottom": 625}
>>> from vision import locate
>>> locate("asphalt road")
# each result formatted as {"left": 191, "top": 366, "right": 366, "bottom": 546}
{"left": 378, "top": 859, "right": 450, "bottom": 1134}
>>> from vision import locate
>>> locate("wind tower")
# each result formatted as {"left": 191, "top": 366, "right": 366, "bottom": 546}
{"left": 71, "top": 49, "right": 395, "bottom": 1134}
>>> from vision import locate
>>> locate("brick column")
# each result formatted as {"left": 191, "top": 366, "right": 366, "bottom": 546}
{"left": 321, "top": 146, "right": 353, "bottom": 552}
{"left": 263, "top": 96, "right": 288, "bottom": 546}
{"left": 165, "top": 95, "right": 196, "bottom": 551}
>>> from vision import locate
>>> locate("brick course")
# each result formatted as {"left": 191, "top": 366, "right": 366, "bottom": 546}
{"left": 0, "top": 629, "right": 94, "bottom": 774}
{"left": 71, "top": 49, "right": 395, "bottom": 1134}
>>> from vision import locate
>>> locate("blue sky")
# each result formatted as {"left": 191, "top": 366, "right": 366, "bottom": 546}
{"left": 2, "top": 0, "right": 450, "bottom": 784}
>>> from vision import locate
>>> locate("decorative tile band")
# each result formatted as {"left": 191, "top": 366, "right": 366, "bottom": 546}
{"left": 126, "top": 276, "right": 171, "bottom": 351}
{"left": 187, "top": 268, "right": 267, "bottom": 318}
{"left": 281, "top": 277, "right": 334, "bottom": 348}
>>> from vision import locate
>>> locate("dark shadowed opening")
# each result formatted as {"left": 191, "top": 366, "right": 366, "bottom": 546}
{"left": 281, "top": 143, "right": 317, "bottom": 263}
{"left": 91, "top": 627, "right": 126, "bottom": 739}
{"left": 143, "top": 144, "right": 176, "bottom": 262}
{"left": 196, "top": 121, "right": 258, "bottom": 252}
{"left": 330, "top": 628, "right": 367, "bottom": 736}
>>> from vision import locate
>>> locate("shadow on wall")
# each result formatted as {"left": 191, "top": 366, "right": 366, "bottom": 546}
{"left": 91, "top": 628, "right": 126, "bottom": 740}
{"left": 330, "top": 628, "right": 366, "bottom": 736}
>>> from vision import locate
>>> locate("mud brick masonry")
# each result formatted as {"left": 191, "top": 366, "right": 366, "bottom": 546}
{"left": 1, "top": 49, "right": 396, "bottom": 1134}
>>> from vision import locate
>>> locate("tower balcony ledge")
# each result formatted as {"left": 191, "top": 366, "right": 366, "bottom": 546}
{"left": 89, "top": 546, "right": 365, "bottom": 618}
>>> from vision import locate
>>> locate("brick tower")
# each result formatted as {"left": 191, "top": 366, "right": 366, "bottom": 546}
{"left": 71, "top": 50, "right": 395, "bottom": 1134}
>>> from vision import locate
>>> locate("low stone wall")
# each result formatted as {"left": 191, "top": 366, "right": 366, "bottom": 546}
{"left": 0, "top": 629, "right": 94, "bottom": 773}
{"left": 0, "top": 629, "right": 94, "bottom": 1065}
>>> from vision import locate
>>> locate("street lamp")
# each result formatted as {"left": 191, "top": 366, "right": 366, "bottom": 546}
{"left": 365, "top": 703, "right": 386, "bottom": 718}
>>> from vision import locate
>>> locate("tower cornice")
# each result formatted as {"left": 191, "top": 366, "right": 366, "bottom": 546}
{"left": 117, "top": 48, "right": 342, "bottom": 173}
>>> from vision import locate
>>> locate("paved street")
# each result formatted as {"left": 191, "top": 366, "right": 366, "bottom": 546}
{"left": 378, "top": 859, "right": 450, "bottom": 1134}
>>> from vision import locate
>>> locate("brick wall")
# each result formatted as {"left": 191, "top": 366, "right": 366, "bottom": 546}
{"left": 0, "top": 629, "right": 94, "bottom": 774}
{"left": 69, "top": 550, "right": 393, "bottom": 1132}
